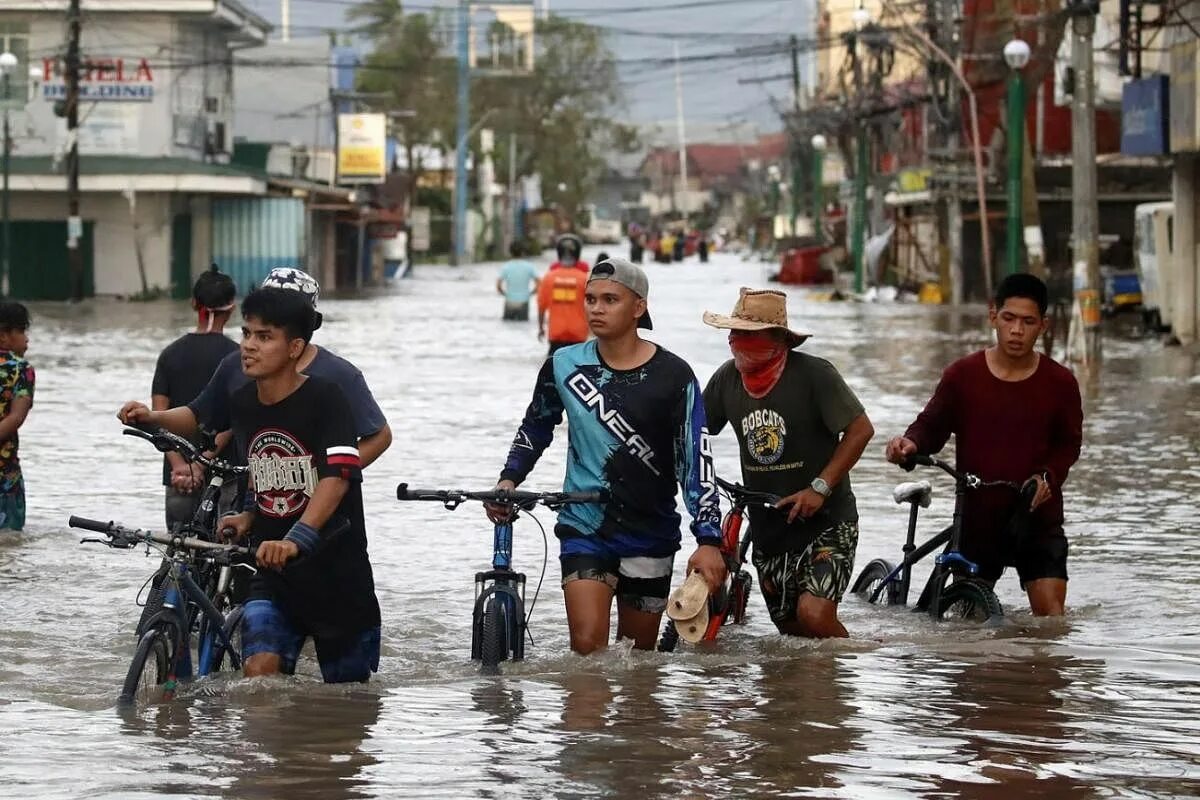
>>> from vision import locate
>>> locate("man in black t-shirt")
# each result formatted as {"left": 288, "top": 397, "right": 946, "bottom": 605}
{"left": 151, "top": 267, "right": 238, "bottom": 528}
{"left": 203, "top": 288, "right": 379, "bottom": 682}
{"left": 703, "top": 289, "right": 874, "bottom": 638}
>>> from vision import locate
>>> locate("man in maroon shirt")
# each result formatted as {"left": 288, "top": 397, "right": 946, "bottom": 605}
{"left": 885, "top": 274, "right": 1083, "bottom": 616}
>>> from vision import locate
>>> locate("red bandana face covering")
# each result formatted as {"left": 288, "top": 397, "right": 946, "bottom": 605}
{"left": 729, "top": 332, "right": 788, "bottom": 398}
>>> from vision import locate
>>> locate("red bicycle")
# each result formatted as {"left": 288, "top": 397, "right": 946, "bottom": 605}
{"left": 658, "top": 477, "right": 780, "bottom": 650}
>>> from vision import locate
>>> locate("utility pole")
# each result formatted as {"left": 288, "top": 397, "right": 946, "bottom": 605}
{"left": 790, "top": 34, "right": 801, "bottom": 237}
{"left": 850, "top": 31, "right": 867, "bottom": 294}
{"left": 452, "top": 0, "right": 470, "bottom": 265}
{"left": 673, "top": 42, "right": 689, "bottom": 221}
{"left": 66, "top": 0, "right": 84, "bottom": 301}
{"left": 1070, "top": 1, "right": 1102, "bottom": 361}
{"left": 281, "top": 0, "right": 291, "bottom": 43}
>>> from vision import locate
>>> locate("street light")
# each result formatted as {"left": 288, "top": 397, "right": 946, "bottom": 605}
{"left": 0, "top": 51, "right": 18, "bottom": 298}
{"left": 811, "top": 134, "right": 827, "bottom": 238}
{"left": 1003, "top": 38, "right": 1031, "bottom": 276}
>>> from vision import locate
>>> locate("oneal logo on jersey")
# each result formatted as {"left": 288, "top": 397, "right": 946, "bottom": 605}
{"left": 698, "top": 428, "right": 718, "bottom": 509}
{"left": 248, "top": 429, "right": 317, "bottom": 517}
{"left": 566, "top": 371, "right": 660, "bottom": 475}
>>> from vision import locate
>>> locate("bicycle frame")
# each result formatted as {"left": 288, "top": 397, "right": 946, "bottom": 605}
{"left": 471, "top": 521, "right": 527, "bottom": 662}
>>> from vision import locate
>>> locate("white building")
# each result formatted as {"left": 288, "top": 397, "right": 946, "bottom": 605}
{"left": 0, "top": 1, "right": 279, "bottom": 298}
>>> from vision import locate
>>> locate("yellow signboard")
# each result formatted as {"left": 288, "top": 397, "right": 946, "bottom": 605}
{"left": 337, "top": 113, "right": 387, "bottom": 184}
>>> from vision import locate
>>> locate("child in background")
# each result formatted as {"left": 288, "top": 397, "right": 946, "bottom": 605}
{"left": 0, "top": 302, "right": 34, "bottom": 531}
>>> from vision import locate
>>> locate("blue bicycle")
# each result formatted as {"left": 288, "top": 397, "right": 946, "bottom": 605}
{"left": 396, "top": 483, "right": 603, "bottom": 673}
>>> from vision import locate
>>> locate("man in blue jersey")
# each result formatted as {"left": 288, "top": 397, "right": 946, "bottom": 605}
{"left": 489, "top": 256, "right": 726, "bottom": 655}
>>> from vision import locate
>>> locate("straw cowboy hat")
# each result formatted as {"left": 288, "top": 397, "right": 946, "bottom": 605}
{"left": 702, "top": 287, "right": 811, "bottom": 348}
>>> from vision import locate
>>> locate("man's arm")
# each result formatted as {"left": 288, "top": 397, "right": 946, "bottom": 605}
{"left": 674, "top": 378, "right": 722, "bottom": 544}
{"left": 496, "top": 277, "right": 506, "bottom": 296}
{"left": 701, "top": 367, "right": 729, "bottom": 437}
{"left": 358, "top": 424, "right": 392, "bottom": 469}
{"left": 152, "top": 394, "right": 190, "bottom": 477}
{"left": 118, "top": 401, "right": 200, "bottom": 438}
{"left": 0, "top": 396, "right": 31, "bottom": 442}
{"left": 818, "top": 413, "right": 875, "bottom": 489}
{"left": 886, "top": 367, "right": 958, "bottom": 464}
{"left": 499, "top": 358, "right": 564, "bottom": 486}
{"left": 1040, "top": 373, "right": 1084, "bottom": 491}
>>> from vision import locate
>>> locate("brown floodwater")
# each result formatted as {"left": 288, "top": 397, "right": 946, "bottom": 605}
{"left": 1, "top": 250, "right": 1197, "bottom": 798}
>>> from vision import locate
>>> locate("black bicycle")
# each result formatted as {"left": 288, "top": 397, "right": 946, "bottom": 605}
{"left": 124, "top": 424, "right": 250, "bottom": 672}
{"left": 71, "top": 517, "right": 253, "bottom": 705}
{"left": 396, "top": 483, "right": 604, "bottom": 673}
{"left": 658, "top": 476, "right": 779, "bottom": 651}
{"left": 850, "top": 454, "right": 1032, "bottom": 621}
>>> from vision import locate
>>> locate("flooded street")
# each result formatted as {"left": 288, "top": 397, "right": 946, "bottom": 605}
{"left": 1, "top": 250, "right": 1198, "bottom": 798}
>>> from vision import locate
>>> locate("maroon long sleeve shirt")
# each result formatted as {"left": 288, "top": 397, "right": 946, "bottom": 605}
{"left": 904, "top": 351, "right": 1083, "bottom": 557}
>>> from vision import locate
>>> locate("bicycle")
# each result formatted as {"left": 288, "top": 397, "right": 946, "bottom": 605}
{"left": 658, "top": 476, "right": 780, "bottom": 651}
{"left": 70, "top": 517, "right": 254, "bottom": 706}
{"left": 395, "top": 483, "right": 604, "bottom": 673}
{"left": 123, "top": 424, "right": 250, "bottom": 671}
{"left": 849, "top": 454, "right": 1033, "bottom": 621}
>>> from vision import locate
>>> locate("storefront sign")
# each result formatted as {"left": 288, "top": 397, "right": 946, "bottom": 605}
{"left": 41, "top": 57, "right": 156, "bottom": 102}
{"left": 1122, "top": 75, "right": 1170, "bottom": 156}
{"left": 1170, "top": 41, "right": 1198, "bottom": 152}
{"left": 57, "top": 104, "right": 140, "bottom": 155}
{"left": 337, "top": 113, "right": 387, "bottom": 184}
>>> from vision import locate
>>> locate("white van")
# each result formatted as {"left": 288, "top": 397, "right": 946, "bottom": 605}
{"left": 1133, "top": 201, "right": 1174, "bottom": 332}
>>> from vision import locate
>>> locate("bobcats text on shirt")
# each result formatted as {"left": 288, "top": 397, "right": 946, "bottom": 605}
{"left": 501, "top": 340, "right": 721, "bottom": 557}
{"left": 230, "top": 376, "right": 379, "bottom": 637}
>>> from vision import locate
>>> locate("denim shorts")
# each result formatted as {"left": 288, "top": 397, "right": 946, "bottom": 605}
{"left": 241, "top": 599, "right": 380, "bottom": 683}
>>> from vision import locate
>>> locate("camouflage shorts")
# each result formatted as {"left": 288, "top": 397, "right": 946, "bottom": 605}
{"left": 751, "top": 520, "right": 859, "bottom": 625}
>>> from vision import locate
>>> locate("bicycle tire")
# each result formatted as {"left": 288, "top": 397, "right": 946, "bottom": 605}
{"left": 851, "top": 559, "right": 902, "bottom": 606}
{"left": 937, "top": 579, "right": 1003, "bottom": 622}
{"left": 479, "top": 599, "right": 506, "bottom": 673}
{"left": 656, "top": 619, "right": 679, "bottom": 653}
{"left": 120, "top": 629, "right": 172, "bottom": 706}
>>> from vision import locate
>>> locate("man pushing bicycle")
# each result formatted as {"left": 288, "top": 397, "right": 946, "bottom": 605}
{"left": 489, "top": 256, "right": 726, "bottom": 655}
{"left": 702, "top": 289, "right": 874, "bottom": 638}
{"left": 885, "top": 274, "right": 1083, "bottom": 616}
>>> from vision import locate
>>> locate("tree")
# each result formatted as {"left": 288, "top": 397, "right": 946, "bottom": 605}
{"left": 478, "top": 15, "right": 637, "bottom": 225}
{"left": 346, "top": 0, "right": 406, "bottom": 40}
{"left": 355, "top": 12, "right": 457, "bottom": 216}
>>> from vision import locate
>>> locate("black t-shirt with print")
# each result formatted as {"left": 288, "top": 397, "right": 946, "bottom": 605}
{"left": 151, "top": 332, "right": 239, "bottom": 485}
{"left": 704, "top": 351, "right": 864, "bottom": 556}
{"left": 231, "top": 376, "right": 380, "bottom": 638}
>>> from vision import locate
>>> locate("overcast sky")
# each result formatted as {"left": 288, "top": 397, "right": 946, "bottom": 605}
{"left": 244, "top": 0, "right": 813, "bottom": 141}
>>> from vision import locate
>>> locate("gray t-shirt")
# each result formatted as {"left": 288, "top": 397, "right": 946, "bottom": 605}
{"left": 704, "top": 350, "right": 864, "bottom": 555}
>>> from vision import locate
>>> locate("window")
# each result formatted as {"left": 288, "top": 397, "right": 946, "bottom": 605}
{"left": 0, "top": 22, "right": 31, "bottom": 107}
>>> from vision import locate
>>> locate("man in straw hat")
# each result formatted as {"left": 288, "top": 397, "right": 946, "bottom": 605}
{"left": 702, "top": 288, "right": 874, "bottom": 638}
{"left": 490, "top": 256, "right": 726, "bottom": 655}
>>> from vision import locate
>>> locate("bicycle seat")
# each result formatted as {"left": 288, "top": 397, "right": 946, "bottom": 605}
{"left": 892, "top": 480, "right": 933, "bottom": 507}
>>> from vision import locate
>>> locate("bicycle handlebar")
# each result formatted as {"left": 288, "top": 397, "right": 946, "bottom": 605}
{"left": 715, "top": 476, "right": 781, "bottom": 507}
{"left": 396, "top": 482, "right": 606, "bottom": 510}
{"left": 123, "top": 424, "right": 248, "bottom": 479}
{"left": 900, "top": 455, "right": 1024, "bottom": 491}
{"left": 69, "top": 515, "right": 251, "bottom": 557}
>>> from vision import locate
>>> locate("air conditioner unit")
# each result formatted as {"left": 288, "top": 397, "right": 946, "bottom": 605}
{"left": 205, "top": 120, "right": 229, "bottom": 156}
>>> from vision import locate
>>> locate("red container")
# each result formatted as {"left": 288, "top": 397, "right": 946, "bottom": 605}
{"left": 778, "top": 246, "right": 831, "bottom": 285}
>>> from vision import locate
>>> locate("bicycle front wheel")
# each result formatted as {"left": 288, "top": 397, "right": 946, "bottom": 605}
{"left": 120, "top": 629, "right": 173, "bottom": 706}
{"left": 851, "top": 559, "right": 902, "bottom": 606}
{"left": 937, "top": 579, "right": 1003, "bottom": 622}
{"left": 479, "top": 599, "right": 507, "bottom": 673}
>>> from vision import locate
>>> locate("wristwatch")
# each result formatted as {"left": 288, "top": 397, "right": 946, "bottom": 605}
{"left": 810, "top": 477, "right": 832, "bottom": 498}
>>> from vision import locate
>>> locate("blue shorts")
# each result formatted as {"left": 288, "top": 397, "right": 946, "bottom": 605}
{"left": 241, "top": 599, "right": 380, "bottom": 683}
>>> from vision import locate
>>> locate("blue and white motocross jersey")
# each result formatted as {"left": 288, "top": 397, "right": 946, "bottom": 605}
{"left": 501, "top": 340, "right": 722, "bottom": 556}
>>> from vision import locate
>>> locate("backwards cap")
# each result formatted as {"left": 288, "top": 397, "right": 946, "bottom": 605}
{"left": 261, "top": 267, "right": 320, "bottom": 307}
{"left": 261, "top": 267, "right": 322, "bottom": 331}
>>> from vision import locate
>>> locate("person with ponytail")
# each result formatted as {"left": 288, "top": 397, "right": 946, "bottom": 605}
{"left": 150, "top": 265, "right": 239, "bottom": 528}
{"left": 702, "top": 288, "right": 874, "bottom": 639}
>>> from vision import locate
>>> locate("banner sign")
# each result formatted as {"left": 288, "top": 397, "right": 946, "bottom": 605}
{"left": 337, "top": 113, "right": 387, "bottom": 184}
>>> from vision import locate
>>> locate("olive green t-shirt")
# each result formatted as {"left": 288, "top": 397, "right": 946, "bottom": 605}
{"left": 703, "top": 350, "right": 864, "bottom": 555}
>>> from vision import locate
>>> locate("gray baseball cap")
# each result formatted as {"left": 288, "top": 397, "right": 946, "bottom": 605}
{"left": 588, "top": 256, "right": 653, "bottom": 329}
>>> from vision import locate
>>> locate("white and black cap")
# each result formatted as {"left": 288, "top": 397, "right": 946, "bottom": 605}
{"left": 588, "top": 256, "right": 653, "bottom": 329}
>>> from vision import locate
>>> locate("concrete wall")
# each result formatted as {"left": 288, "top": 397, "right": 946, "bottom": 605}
{"left": 10, "top": 191, "right": 176, "bottom": 295}
{"left": 1171, "top": 156, "right": 1199, "bottom": 345}
{"left": 5, "top": 12, "right": 235, "bottom": 160}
